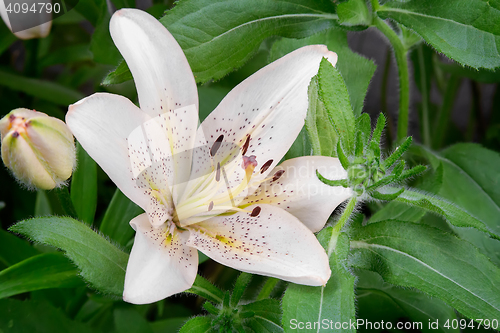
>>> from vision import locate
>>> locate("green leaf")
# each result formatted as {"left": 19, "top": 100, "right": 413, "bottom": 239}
{"left": 101, "top": 60, "right": 133, "bottom": 86}
{"left": 414, "top": 143, "right": 500, "bottom": 265}
{"left": 0, "top": 298, "right": 99, "bottom": 333}
{"left": 0, "top": 253, "right": 81, "bottom": 299}
{"left": 71, "top": 143, "right": 98, "bottom": 225}
{"left": 39, "top": 45, "right": 93, "bottom": 68}
{"left": 282, "top": 228, "right": 355, "bottom": 333}
{"left": 99, "top": 189, "right": 143, "bottom": 247}
{"left": 185, "top": 275, "right": 225, "bottom": 304}
{"left": 270, "top": 28, "right": 376, "bottom": 117}
{"left": 89, "top": 0, "right": 121, "bottom": 65}
{"left": 114, "top": 308, "right": 154, "bottom": 333}
{"left": 284, "top": 127, "right": 312, "bottom": 160}
{"left": 305, "top": 76, "right": 337, "bottom": 156}
{"left": 231, "top": 272, "right": 252, "bottom": 307}
{"left": 438, "top": 62, "right": 500, "bottom": 83}
{"left": 356, "top": 270, "right": 459, "bottom": 333}
{"left": 317, "top": 58, "right": 356, "bottom": 154}
{"left": 179, "top": 316, "right": 214, "bottom": 333}
{"left": 151, "top": 318, "right": 190, "bottom": 333}
{"left": 349, "top": 220, "right": 500, "bottom": 321}
{"left": 392, "top": 187, "right": 499, "bottom": 239}
{"left": 0, "top": 229, "right": 38, "bottom": 266}
{"left": 9, "top": 216, "right": 129, "bottom": 295}
{"left": 378, "top": 0, "right": 500, "bottom": 69}
{"left": 241, "top": 299, "right": 283, "bottom": 332}
{"left": 337, "top": 0, "right": 371, "bottom": 26}
{"left": 105, "top": 0, "right": 339, "bottom": 85}
{"left": 0, "top": 68, "right": 84, "bottom": 105}
{"left": 0, "top": 24, "right": 16, "bottom": 56}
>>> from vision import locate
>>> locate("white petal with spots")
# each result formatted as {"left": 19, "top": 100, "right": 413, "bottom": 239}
{"left": 66, "top": 93, "right": 151, "bottom": 211}
{"left": 242, "top": 156, "right": 352, "bottom": 232}
{"left": 123, "top": 214, "right": 198, "bottom": 304}
{"left": 110, "top": 9, "right": 198, "bottom": 118}
{"left": 186, "top": 204, "right": 331, "bottom": 285}
{"left": 196, "top": 46, "right": 338, "bottom": 184}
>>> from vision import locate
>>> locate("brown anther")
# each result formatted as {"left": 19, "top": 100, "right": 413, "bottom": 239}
{"left": 260, "top": 159, "right": 273, "bottom": 174}
{"left": 242, "top": 135, "right": 250, "bottom": 155}
{"left": 250, "top": 206, "right": 261, "bottom": 217}
{"left": 242, "top": 155, "right": 257, "bottom": 169}
{"left": 272, "top": 170, "right": 285, "bottom": 182}
{"left": 208, "top": 201, "right": 214, "bottom": 211}
{"left": 210, "top": 135, "right": 224, "bottom": 156}
{"left": 215, "top": 162, "right": 221, "bottom": 182}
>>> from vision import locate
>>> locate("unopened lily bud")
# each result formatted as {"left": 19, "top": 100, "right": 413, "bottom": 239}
{"left": 0, "top": 108, "right": 76, "bottom": 190}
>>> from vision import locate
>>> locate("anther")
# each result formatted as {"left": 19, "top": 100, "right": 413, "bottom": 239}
{"left": 210, "top": 135, "right": 224, "bottom": 156}
{"left": 260, "top": 159, "right": 273, "bottom": 174}
{"left": 215, "top": 162, "right": 221, "bottom": 182}
{"left": 272, "top": 170, "right": 285, "bottom": 182}
{"left": 242, "top": 135, "right": 250, "bottom": 155}
{"left": 250, "top": 206, "right": 261, "bottom": 217}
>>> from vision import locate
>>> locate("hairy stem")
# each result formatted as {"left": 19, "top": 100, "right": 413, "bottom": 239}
{"left": 372, "top": 15, "right": 410, "bottom": 143}
{"left": 417, "top": 45, "right": 431, "bottom": 147}
{"left": 328, "top": 197, "right": 358, "bottom": 256}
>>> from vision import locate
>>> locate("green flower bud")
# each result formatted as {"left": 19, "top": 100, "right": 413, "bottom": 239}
{"left": 0, "top": 108, "right": 76, "bottom": 190}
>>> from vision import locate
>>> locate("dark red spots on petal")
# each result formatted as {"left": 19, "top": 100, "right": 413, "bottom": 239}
{"left": 272, "top": 170, "right": 285, "bottom": 182}
{"left": 210, "top": 135, "right": 224, "bottom": 156}
{"left": 208, "top": 201, "right": 214, "bottom": 211}
{"left": 11, "top": 131, "right": 19, "bottom": 138}
{"left": 260, "top": 159, "right": 273, "bottom": 174}
{"left": 242, "top": 135, "right": 250, "bottom": 155}
{"left": 250, "top": 206, "right": 261, "bottom": 217}
{"left": 9, "top": 114, "right": 15, "bottom": 121}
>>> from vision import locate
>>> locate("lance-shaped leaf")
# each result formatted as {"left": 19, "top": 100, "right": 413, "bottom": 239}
{"left": 282, "top": 228, "right": 355, "bottom": 333}
{"left": 390, "top": 187, "right": 499, "bottom": 239}
{"left": 305, "top": 76, "right": 337, "bottom": 157}
{"left": 104, "top": 0, "right": 339, "bottom": 85}
{"left": 356, "top": 270, "right": 459, "bottom": 333}
{"left": 0, "top": 253, "right": 82, "bottom": 299}
{"left": 10, "top": 216, "right": 129, "bottom": 295}
{"left": 349, "top": 220, "right": 500, "bottom": 321}
{"left": 378, "top": 0, "right": 500, "bottom": 69}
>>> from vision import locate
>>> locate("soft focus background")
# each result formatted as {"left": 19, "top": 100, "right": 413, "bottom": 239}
{"left": 0, "top": 0, "right": 499, "bottom": 332}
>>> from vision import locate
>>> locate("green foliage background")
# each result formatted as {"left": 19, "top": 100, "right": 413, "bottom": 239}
{"left": 0, "top": 0, "right": 499, "bottom": 332}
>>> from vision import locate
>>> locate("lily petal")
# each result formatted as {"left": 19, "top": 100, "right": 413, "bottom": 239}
{"left": 242, "top": 156, "right": 352, "bottom": 232}
{"left": 186, "top": 204, "right": 331, "bottom": 285}
{"left": 110, "top": 9, "right": 198, "bottom": 119}
{"left": 66, "top": 93, "right": 151, "bottom": 210}
{"left": 196, "top": 46, "right": 337, "bottom": 180}
{"left": 124, "top": 213, "right": 198, "bottom": 304}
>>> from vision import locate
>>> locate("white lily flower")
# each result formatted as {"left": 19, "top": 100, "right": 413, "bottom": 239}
{"left": 66, "top": 8, "right": 351, "bottom": 304}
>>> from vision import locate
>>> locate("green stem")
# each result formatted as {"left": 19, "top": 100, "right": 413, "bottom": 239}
{"left": 372, "top": 15, "right": 410, "bottom": 143}
{"left": 54, "top": 187, "right": 78, "bottom": 219}
{"left": 328, "top": 197, "right": 357, "bottom": 256}
{"left": 433, "top": 75, "right": 460, "bottom": 149}
{"left": 417, "top": 45, "right": 431, "bottom": 147}
{"left": 256, "top": 277, "right": 279, "bottom": 300}
{"left": 381, "top": 47, "right": 395, "bottom": 144}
